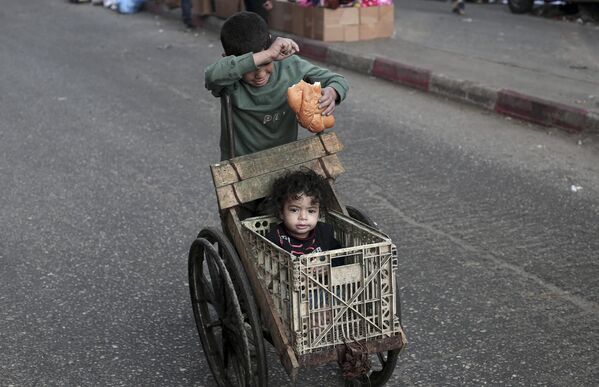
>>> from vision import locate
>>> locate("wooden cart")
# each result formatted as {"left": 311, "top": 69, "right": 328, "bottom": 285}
{"left": 188, "top": 125, "right": 406, "bottom": 386}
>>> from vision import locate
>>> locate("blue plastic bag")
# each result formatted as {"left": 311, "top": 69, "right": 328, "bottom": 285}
{"left": 118, "top": 0, "right": 145, "bottom": 14}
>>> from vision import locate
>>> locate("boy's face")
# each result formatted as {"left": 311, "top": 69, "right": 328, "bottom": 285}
{"left": 242, "top": 62, "right": 274, "bottom": 88}
{"left": 281, "top": 193, "right": 319, "bottom": 240}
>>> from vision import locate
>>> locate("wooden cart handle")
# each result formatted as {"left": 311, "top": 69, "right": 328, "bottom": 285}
{"left": 221, "top": 93, "right": 235, "bottom": 159}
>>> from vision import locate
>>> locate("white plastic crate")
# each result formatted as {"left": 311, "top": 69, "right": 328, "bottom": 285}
{"left": 242, "top": 210, "right": 402, "bottom": 355}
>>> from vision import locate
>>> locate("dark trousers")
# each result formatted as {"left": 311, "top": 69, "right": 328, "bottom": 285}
{"left": 181, "top": 0, "right": 192, "bottom": 26}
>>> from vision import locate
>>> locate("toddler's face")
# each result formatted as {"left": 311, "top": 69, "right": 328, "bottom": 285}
{"left": 242, "top": 62, "right": 274, "bottom": 88}
{"left": 281, "top": 193, "right": 319, "bottom": 240}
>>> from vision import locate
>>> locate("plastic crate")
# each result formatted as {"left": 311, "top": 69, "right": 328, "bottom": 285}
{"left": 241, "top": 211, "right": 402, "bottom": 355}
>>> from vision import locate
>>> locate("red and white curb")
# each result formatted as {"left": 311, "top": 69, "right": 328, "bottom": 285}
{"left": 296, "top": 38, "right": 599, "bottom": 134}
{"left": 140, "top": 5, "right": 598, "bottom": 135}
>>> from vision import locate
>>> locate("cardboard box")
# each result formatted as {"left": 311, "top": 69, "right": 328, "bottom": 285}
{"left": 311, "top": 6, "right": 359, "bottom": 40}
{"left": 378, "top": 4, "right": 395, "bottom": 24}
{"left": 214, "top": 0, "right": 243, "bottom": 19}
{"left": 359, "top": 23, "right": 380, "bottom": 41}
{"left": 192, "top": 0, "right": 212, "bottom": 16}
{"left": 335, "top": 6, "right": 360, "bottom": 26}
{"left": 269, "top": 0, "right": 292, "bottom": 31}
{"left": 344, "top": 24, "right": 360, "bottom": 42}
{"left": 360, "top": 6, "right": 379, "bottom": 24}
{"left": 312, "top": 6, "right": 360, "bottom": 27}
{"left": 314, "top": 24, "right": 343, "bottom": 41}
{"left": 270, "top": 1, "right": 394, "bottom": 42}
{"left": 359, "top": 5, "right": 394, "bottom": 40}
{"left": 313, "top": 20, "right": 360, "bottom": 42}
{"left": 292, "top": 6, "right": 306, "bottom": 37}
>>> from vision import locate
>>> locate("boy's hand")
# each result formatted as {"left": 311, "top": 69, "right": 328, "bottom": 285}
{"left": 268, "top": 37, "right": 299, "bottom": 62}
{"left": 263, "top": 0, "right": 273, "bottom": 10}
{"left": 319, "top": 87, "right": 338, "bottom": 116}
{"left": 253, "top": 37, "right": 299, "bottom": 68}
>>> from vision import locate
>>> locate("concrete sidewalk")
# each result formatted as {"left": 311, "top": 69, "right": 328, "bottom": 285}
{"left": 318, "top": 0, "right": 599, "bottom": 133}
{"left": 149, "top": 0, "right": 599, "bottom": 133}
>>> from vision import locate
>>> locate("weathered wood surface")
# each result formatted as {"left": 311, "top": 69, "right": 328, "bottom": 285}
{"left": 223, "top": 209, "right": 300, "bottom": 380}
{"left": 211, "top": 133, "right": 345, "bottom": 211}
{"left": 211, "top": 132, "right": 343, "bottom": 188}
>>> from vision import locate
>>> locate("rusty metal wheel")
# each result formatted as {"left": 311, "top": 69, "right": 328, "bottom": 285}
{"left": 348, "top": 349, "right": 400, "bottom": 387}
{"left": 188, "top": 228, "right": 267, "bottom": 387}
{"left": 346, "top": 205, "right": 379, "bottom": 230}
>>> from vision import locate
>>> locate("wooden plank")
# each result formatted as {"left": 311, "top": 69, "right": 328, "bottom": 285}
{"left": 216, "top": 155, "right": 344, "bottom": 210}
{"left": 233, "top": 159, "right": 325, "bottom": 205}
{"left": 215, "top": 185, "right": 239, "bottom": 210}
{"left": 223, "top": 209, "right": 300, "bottom": 379}
{"left": 320, "top": 153, "right": 345, "bottom": 177}
{"left": 233, "top": 137, "right": 326, "bottom": 181}
{"left": 319, "top": 132, "right": 344, "bottom": 154}
{"left": 210, "top": 132, "right": 343, "bottom": 189}
{"left": 210, "top": 162, "right": 239, "bottom": 188}
{"left": 327, "top": 180, "right": 347, "bottom": 214}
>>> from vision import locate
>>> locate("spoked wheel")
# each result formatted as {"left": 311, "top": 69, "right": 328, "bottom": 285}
{"left": 188, "top": 227, "right": 267, "bottom": 387}
{"left": 346, "top": 350, "right": 400, "bottom": 387}
{"left": 347, "top": 205, "right": 379, "bottom": 230}
{"left": 346, "top": 206, "right": 403, "bottom": 386}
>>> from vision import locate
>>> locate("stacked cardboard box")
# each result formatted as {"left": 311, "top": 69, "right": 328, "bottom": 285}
{"left": 358, "top": 4, "right": 394, "bottom": 40}
{"left": 214, "top": 0, "right": 243, "bottom": 18}
{"left": 192, "top": 0, "right": 213, "bottom": 16}
{"left": 269, "top": 1, "right": 394, "bottom": 42}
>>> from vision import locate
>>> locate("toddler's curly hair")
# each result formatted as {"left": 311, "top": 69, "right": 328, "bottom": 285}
{"left": 269, "top": 169, "right": 334, "bottom": 214}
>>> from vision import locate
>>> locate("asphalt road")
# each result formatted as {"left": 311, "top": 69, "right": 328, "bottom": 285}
{"left": 1, "top": 1, "right": 598, "bottom": 386}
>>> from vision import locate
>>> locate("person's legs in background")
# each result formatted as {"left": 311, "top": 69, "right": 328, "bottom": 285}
{"left": 451, "top": 0, "right": 465, "bottom": 15}
{"left": 181, "top": 0, "right": 193, "bottom": 28}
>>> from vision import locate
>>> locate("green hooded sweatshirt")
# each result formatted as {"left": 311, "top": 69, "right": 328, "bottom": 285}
{"left": 205, "top": 53, "right": 349, "bottom": 160}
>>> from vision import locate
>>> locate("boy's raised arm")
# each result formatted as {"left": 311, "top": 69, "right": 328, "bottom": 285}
{"left": 253, "top": 37, "right": 299, "bottom": 67}
{"left": 204, "top": 53, "right": 257, "bottom": 96}
{"left": 206, "top": 37, "right": 300, "bottom": 96}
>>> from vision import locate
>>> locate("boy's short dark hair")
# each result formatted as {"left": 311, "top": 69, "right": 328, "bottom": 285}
{"left": 270, "top": 169, "right": 334, "bottom": 214}
{"left": 220, "top": 11, "right": 271, "bottom": 57}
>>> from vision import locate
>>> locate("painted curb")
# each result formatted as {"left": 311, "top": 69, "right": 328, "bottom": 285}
{"left": 295, "top": 38, "right": 329, "bottom": 64}
{"left": 588, "top": 111, "right": 599, "bottom": 132}
{"left": 143, "top": 6, "right": 598, "bottom": 135}
{"left": 372, "top": 57, "right": 431, "bottom": 91}
{"left": 326, "top": 47, "right": 374, "bottom": 75}
{"left": 295, "top": 39, "right": 598, "bottom": 134}
{"left": 496, "top": 90, "right": 590, "bottom": 133}
{"left": 430, "top": 74, "right": 498, "bottom": 111}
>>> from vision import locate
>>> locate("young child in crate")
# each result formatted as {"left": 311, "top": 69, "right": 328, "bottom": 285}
{"left": 266, "top": 169, "right": 344, "bottom": 264}
{"left": 267, "top": 168, "right": 343, "bottom": 339}
{"left": 204, "top": 11, "right": 349, "bottom": 161}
